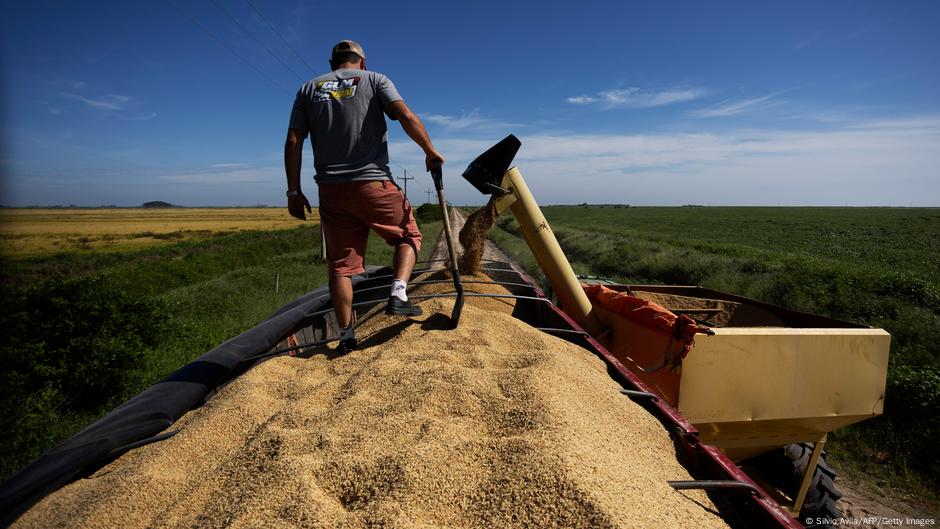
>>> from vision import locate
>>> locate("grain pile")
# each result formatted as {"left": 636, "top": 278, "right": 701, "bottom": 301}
{"left": 632, "top": 291, "right": 787, "bottom": 327}
{"left": 13, "top": 281, "right": 731, "bottom": 529}
{"left": 457, "top": 197, "right": 498, "bottom": 275}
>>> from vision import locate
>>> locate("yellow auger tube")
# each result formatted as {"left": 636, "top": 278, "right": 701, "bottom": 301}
{"left": 496, "top": 167, "right": 605, "bottom": 336}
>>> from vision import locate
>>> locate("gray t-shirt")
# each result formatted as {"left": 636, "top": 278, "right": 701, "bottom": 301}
{"left": 289, "top": 69, "right": 402, "bottom": 183}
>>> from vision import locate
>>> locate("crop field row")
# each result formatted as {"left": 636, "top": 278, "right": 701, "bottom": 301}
{"left": 0, "top": 208, "right": 315, "bottom": 257}
{"left": 541, "top": 206, "right": 940, "bottom": 283}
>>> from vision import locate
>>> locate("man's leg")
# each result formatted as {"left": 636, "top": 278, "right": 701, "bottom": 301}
{"left": 329, "top": 275, "right": 354, "bottom": 328}
{"left": 393, "top": 242, "right": 416, "bottom": 282}
{"left": 386, "top": 241, "right": 422, "bottom": 316}
{"left": 359, "top": 181, "right": 423, "bottom": 316}
{"left": 318, "top": 182, "right": 368, "bottom": 352}
{"left": 329, "top": 273, "right": 357, "bottom": 354}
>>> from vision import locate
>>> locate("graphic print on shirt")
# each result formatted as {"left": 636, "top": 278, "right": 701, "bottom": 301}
{"left": 313, "top": 77, "right": 361, "bottom": 102}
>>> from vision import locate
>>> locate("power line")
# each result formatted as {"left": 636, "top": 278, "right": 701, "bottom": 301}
{"left": 165, "top": 0, "right": 292, "bottom": 96}
{"left": 243, "top": 0, "right": 317, "bottom": 76}
{"left": 399, "top": 169, "right": 414, "bottom": 199}
{"left": 209, "top": 0, "right": 307, "bottom": 83}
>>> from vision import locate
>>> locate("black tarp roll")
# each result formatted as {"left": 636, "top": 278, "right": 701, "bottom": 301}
{"left": 0, "top": 268, "right": 381, "bottom": 527}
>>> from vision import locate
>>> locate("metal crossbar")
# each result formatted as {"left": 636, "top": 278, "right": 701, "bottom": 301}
{"left": 534, "top": 327, "right": 590, "bottom": 336}
{"left": 408, "top": 293, "right": 551, "bottom": 304}
{"left": 305, "top": 299, "right": 391, "bottom": 319}
{"left": 415, "top": 258, "right": 505, "bottom": 265}
{"left": 279, "top": 292, "right": 554, "bottom": 362}
{"left": 354, "top": 267, "right": 437, "bottom": 284}
{"left": 619, "top": 389, "right": 660, "bottom": 401}
{"left": 255, "top": 314, "right": 572, "bottom": 363}
{"left": 351, "top": 279, "right": 535, "bottom": 297}
{"left": 667, "top": 480, "right": 761, "bottom": 495}
{"left": 250, "top": 337, "right": 338, "bottom": 361}
{"left": 304, "top": 292, "right": 550, "bottom": 320}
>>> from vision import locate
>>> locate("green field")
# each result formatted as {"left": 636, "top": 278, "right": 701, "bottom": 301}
{"left": 0, "top": 216, "right": 441, "bottom": 481}
{"left": 488, "top": 206, "right": 940, "bottom": 494}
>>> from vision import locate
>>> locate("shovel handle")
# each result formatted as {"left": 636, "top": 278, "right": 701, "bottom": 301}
{"left": 430, "top": 163, "right": 444, "bottom": 191}
{"left": 428, "top": 160, "right": 463, "bottom": 328}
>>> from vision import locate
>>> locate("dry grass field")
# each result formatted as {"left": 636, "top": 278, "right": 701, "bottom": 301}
{"left": 0, "top": 208, "right": 318, "bottom": 258}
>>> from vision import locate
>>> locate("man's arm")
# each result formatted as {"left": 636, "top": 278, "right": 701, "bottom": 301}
{"left": 285, "top": 128, "right": 311, "bottom": 220}
{"left": 386, "top": 100, "right": 445, "bottom": 171}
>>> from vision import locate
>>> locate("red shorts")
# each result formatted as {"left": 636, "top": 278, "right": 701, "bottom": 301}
{"left": 318, "top": 180, "right": 422, "bottom": 277}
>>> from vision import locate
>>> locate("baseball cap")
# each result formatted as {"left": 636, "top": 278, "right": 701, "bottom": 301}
{"left": 332, "top": 40, "right": 366, "bottom": 60}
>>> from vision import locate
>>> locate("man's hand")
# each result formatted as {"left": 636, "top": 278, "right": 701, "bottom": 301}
{"left": 425, "top": 149, "right": 445, "bottom": 172}
{"left": 288, "top": 192, "right": 312, "bottom": 221}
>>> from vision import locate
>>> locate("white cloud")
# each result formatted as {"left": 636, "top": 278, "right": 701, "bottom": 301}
{"left": 421, "top": 109, "right": 521, "bottom": 131}
{"left": 565, "top": 95, "right": 596, "bottom": 105}
{"left": 844, "top": 116, "right": 940, "bottom": 131}
{"left": 389, "top": 116, "right": 940, "bottom": 206}
{"left": 692, "top": 93, "right": 784, "bottom": 118}
{"left": 59, "top": 91, "right": 156, "bottom": 121}
{"left": 566, "top": 87, "right": 705, "bottom": 109}
{"left": 61, "top": 92, "right": 135, "bottom": 111}
{"left": 48, "top": 108, "right": 62, "bottom": 115}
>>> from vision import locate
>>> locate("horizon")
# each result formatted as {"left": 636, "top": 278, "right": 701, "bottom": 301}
{"left": 2, "top": 0, "right": 939, "bottom": 207}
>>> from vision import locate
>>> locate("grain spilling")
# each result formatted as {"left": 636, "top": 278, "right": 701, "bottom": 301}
{"left": 457, "top": 197, "right": 498, "bottom": 274}
{"left": 13, "top": 282, "right": 730, "bottom": 529}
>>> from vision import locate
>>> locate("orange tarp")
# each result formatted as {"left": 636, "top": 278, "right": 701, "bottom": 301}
{"left": 583, "top": 285, "right": 711, "bottom": 406}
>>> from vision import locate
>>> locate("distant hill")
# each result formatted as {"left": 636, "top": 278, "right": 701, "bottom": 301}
{"left": 141, "top": 201, "right": 179, "bottom": 208}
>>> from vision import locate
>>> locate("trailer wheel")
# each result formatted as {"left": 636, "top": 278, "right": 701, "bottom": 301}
{"left": 748, "top": 442, "right": 843, "bottom": 528}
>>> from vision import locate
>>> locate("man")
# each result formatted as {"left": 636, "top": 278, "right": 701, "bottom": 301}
{"left": 285, "top": 40, "right": 444, "bottom": 354}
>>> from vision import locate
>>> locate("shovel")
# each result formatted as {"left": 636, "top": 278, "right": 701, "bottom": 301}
{"left": 430, "top": 163, "right": 464, "bottom": 328}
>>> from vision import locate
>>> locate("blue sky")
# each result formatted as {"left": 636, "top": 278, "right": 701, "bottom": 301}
{"left": 2, "top": 0, "right": 939, "bottom": 207}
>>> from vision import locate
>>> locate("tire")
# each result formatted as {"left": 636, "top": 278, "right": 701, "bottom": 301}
{"left": 747, "top": 442, "right": 843, "bottom": 528}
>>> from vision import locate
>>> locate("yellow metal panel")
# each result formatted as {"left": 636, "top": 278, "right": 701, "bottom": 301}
{"left": 502, "top": 167, "right": 605, "bottom": 336}
{"left": 677, "top": 328, "right": 890, "bottom": 452}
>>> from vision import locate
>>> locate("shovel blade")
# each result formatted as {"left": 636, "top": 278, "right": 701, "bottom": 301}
{"left": 449, "top": 278, "right": 464, "bottom": 329}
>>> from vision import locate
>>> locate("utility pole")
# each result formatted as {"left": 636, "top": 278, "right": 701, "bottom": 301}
{"left": 399, "top": 169, "right": 414, "bottom": 200}
{"left": 425, "top": 188, "right": 433, "bottom": 205}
